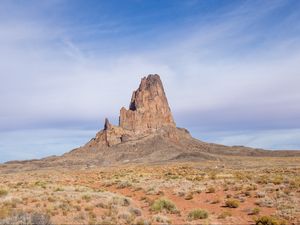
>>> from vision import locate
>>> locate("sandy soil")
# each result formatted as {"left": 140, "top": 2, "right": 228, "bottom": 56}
{"left": 0, "top": 157, "right": 299, "bottom": 224}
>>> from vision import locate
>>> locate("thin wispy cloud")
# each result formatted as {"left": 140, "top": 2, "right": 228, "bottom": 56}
{"left": 0, "top": 0, "right": 299, "bottom": 162}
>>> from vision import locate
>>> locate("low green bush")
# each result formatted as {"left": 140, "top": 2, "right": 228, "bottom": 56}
{"left": 0, "top": 189, "right": 8, "bottom": 197}
{"left": 225, "top": 199, "right": 240, "bottom": 208}
{"left": 250, "top": 207, "right": 260, "bottom": 215}
{"left": 255, "top": 216, "right": 287, "bottom": 225}
{"left": 188, "top": 209, "right": 208, "bottom": 220}
{"left": 151, "top": 198, "right": 177, "bottom": 213}
{"left": 82, "top": 195, "right": 91, "bottom": 202}
{"left": 218, "top": 211, "right": 232, "bottom": 219}
{"left": 206, "top": 187, "right": 216, "bottom": 193}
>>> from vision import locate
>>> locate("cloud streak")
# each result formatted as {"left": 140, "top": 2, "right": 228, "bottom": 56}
{"left": 0, "top": 0, "right": 299, "bottom": 162}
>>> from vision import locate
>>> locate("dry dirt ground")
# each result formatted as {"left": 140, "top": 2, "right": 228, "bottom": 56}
{"left": 0, "top": 156, "right": 299, "bottom": 225}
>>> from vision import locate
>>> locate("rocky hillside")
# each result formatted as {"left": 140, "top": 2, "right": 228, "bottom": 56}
{"left": 60, "top": 74, "right": 300, "bottom": 165}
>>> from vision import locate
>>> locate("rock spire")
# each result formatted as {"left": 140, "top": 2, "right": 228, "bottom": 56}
{"left": 86, "top": 74, "right": 178, "bottom": 147}
{"left": 119, "top": 74, "right": 175, "bottom": 132}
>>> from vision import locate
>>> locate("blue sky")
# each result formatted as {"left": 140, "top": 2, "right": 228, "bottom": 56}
{"left": 0, "top": 0, "right": 300, "bottom": 162}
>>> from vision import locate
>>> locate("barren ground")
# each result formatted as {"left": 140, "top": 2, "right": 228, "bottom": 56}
{"left": 0, "top": 156, "right": 299, "bottom": 225}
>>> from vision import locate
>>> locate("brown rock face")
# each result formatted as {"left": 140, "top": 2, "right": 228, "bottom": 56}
{"left": 86, "top": 74, "right": 179, "bottom": 148}
{"left": 120, "top": 74, "right": 175, "bottom": 132}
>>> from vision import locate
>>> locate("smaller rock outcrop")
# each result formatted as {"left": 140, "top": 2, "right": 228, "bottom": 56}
{"left": 104, "top": 118, "right": 112, "bottom": 130}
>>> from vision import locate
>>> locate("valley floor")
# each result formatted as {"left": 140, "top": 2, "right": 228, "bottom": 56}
{"left": 0, "top": 156, "right": 300, "bottom": 225}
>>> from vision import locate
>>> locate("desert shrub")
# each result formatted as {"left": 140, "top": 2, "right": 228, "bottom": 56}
{"left": 206, "top": 187, "right": 216, "bottom": 193}
{"left": 233, "top": 185, "right": 243, "bottom": 191}
{"left": 271, "top": 176, "right": 284, "bottom": 185}
{"left": 58, "top": 202, "right": 70, "bottom": 212}
{"left": 34, "top": 181, "right": 47, "bottom": 189}
{"left": 135, "top": 217, "right": 151, "bottom": 225}
{"left": 85, "top": 206, "right": 94, "bottom": 212}
{"left": 82, "top": 194, "right": 91, "bottom": 202}
{"left": 289, "top": 180, "right": 300, "bottom": 189}
{"left": 74, "top": 205, "right": 81, "bottom": 211}
{"left": 211, "top": 199, "right": 220, "bottom": 204}
{"left": 255, "top": 197, "right": 274, "bottom": 208}
{"left": 256, "top": 175, "right": 269, "bottom": 184}
{"left": 246, "top": 184, "right": 257, "bottom": 191}
{"left": 31, "top": 212, "right": 53, "bottom": 225}
{"left": 209, "top": 171, "right": 217, "bottom": 180}
{"left": 0, "top": 190, "right": 8, "bottom": 197}
{"left": 256, "top": 191, "right": 266, "bottom": 198}
{"left": 88, "top": 211, "right": 96, "bottom": 219}
{"left": 249, "top": 207, "right": 260, "bottom": 215}
{"left": 118, "top": 211, "right": 133, "bottom": 223}
{"left": 2, "top": 200, "right": 17, "bottom": 210}
{"left": 151, "top": 198, "right": 177, "bottom": 213}
{"left": 226, "top": 193, "right": 232, "bottom": 198}
{"left": 146, "top": 187, "right": 160, "bottom": 195}
{"left": 283, "top": 188, "right": 291, "bottom": 195}
{"left": 225, "top": 199, "right": 240, "bottom": 208}
{"left": 140, "top": 196, "right": 152, "bottom": 206}
{"left": 112, "top": 196, "right": 130, "bottom": 206}
{"left": 99, "top": 218, "right": 115, "bottom": 225}
{"left": 133, "top": 186, "right": 143, "bottom": 192}
{"left": 96, "top": 202, "right": 107, "bottom": 208}
{"left": 241, "top": 190, "right": 252, "bottom": 197}
{"left": 0, "top": 212, "right": 53, "bottom": 225}
{"left": 223, "top": 185, "right": 229, "bottom": 191}
{"left": 116, "top": 181, "right": 132, "bottom": 189}
{"left": 129, "top": 207, "right": 142, "bottom": 216}
{"left": 255, "top": 216, "right": 287, "bottom": 225}
{"left": 184, "top": 192, "right": 193, "bottom": 200}
{"left": 188, "top": 209, "right": 208, "bottom": 220}
{"left": 47, "top": 197, "right": 56, "bottom": 202}
{"left": 54, "top": 187, "right": 64, "bottom": 192}
{"left": 88, "top": 218, "right": 97, "bottom": 225}
{"left": 152, "top": 214, "right": 170, "bottom": 223}
{"left": 0, "top": 206, "right": 12, "bottom": 220}
{"left": 218, "top": 211, "right": 232, "bottom": 219}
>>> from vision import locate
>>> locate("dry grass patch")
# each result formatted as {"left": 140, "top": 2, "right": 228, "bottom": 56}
{"left": 0, "top": 189, "right": 8, "bottom": 197}
{"left": 151, "top": 198, "right": 177, "bottom": 213}
{"left": 188, "top": 209, "right": 208, "bottom": 220}
{"left": 218, "top": 210, "right": 232, "bottom": 219}
{"left": 255, "top": 216, "right": 287, "bottom": 225}
{"left": 225, "top": 199, "right": 240, "bottom": 208}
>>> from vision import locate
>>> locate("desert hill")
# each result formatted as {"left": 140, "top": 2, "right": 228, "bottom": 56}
{"left": 3, "top": 74, "right": 300, "bottom": 170}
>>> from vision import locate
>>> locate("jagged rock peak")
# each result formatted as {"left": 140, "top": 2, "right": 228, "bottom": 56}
{"left": 129, "top": 74, "right": 165, "bottom": 111}
{"left": 119, "top": 74, "right": 175, "bottom": 132}
{"left": 85, "top": 74, "right": 179, "bottom": 148}
{"left": 104, "top": 118, "right": 111, "bottom": 130}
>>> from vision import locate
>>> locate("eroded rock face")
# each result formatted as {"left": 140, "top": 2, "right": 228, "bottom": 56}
{"left": 87, "top": 123, "right": 134, "bottom": 147}
{"left": 86, "top": 74, "right": 180, "bottom": 148}
{"left": 120, "top": 74, "right": 175, "bottom": 132}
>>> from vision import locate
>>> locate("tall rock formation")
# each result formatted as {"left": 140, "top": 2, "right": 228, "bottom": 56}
{"left": 48, "top": 73, "right": 300, "bottom": 166}
{"left": 119, "top": 74, "right": 175, "bottom": 132}
{"left": 86, "top": 74, "right": 181, "bottom": 148}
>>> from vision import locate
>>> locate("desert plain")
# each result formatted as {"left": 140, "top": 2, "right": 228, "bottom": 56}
{"left": 0, "top": 156, "right": 299, "bottom": 225}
